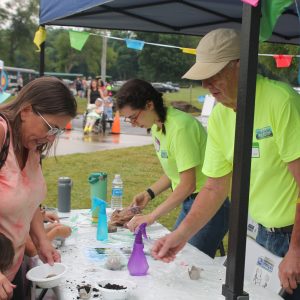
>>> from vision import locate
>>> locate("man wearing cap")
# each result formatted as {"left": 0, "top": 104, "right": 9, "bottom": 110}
{"left": 152, "top": 28, "right": 300, "bottom": 297}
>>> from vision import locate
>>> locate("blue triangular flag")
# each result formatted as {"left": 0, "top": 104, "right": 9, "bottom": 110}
{"left": 125, "top": 39, "right": 145, "bottom": 51}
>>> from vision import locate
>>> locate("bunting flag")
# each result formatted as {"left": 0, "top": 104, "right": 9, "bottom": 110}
{"left": 69, "top": 30, "right": 90, "bottom": 51}
{"left": 181, "top": 48, "right": 196, "bottom": 55}
{"left": 260, "top": 0, "right": 293, "bottom": 42}
{"left": 241, "top": 0, "right": 260, "bottom": 7}
{"left": 33, "top": 26, "right": 46, "bottom": 52}
{"left": 273, "top": 54, "right": 293, "bottom": 68}
{"left": 125, "top": 39, "right": 145, "bottom": 50}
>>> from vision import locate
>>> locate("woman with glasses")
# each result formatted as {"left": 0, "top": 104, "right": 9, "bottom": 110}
{"left": 0, "top": 76, "right": 77, "bottom": 300}
{"left": 116, "top": 78, "right": 230, "bottom": 259}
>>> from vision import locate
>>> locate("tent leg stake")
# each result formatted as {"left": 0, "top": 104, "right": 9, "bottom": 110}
{"left": 222, "top": 284, "right": 249, "bottom": 300}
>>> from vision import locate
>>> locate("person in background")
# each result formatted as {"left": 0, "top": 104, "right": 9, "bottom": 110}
{"left": 116, "top": 78, "right": 230, "bottom": 258}
{"left": 0, "top": 76, "right": 77, "bottom": 300}
{"left": 103, "top": 95, "right": 114, "bottom": 121}
{"left": 151, "top": 28, "right": 300, "bottom": 299}
{"left": 82, "top": 76, "right": 88, "bottom": 98}
{"left": 84, "top": 98, "right": 104, "bottom": 134}
{"left": 87, "top": 79, "right": 101, "bottom": 105}
{"left": 98, "top": 79, "right": 108, "bottom": 100}
{"left": 99, "top": 79, "right": 114, "bottom": 121}
{"left": 75, "top": 76, "right": 83, "bottom": 98}
{"left": 17, "top": 74, "right": 23, "bottom": 92}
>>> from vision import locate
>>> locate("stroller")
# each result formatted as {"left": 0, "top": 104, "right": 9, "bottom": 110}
{"left": 82, "top": 103, "right": 107, "bottom": 134}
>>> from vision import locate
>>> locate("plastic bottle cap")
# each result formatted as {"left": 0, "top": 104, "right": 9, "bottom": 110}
{"left": 115, "top": 174, "right": 121, "bottom": 179}
{"left": 58, "top": 177, "right": 71, "bottom": 183}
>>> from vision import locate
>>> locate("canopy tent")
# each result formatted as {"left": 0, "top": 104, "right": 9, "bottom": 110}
{"left": 39, "top": 1, "right": 297, "bottom": 299}
{"left": 40, "top": 0, "right": 299, "bottom": 43}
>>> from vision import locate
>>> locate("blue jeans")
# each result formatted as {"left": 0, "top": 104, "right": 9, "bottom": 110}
{"left": 174, "top": 195, "right": 230, "bottom": 258}
{"left": 256, "top": 225, "right": 300, "bottom": 300}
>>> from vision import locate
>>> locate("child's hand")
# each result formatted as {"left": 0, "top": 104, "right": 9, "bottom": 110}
{"left": 44, "top": 211, "right": 59, "bottom": 223}
{"left": 0, "top": 272, "right": 16, "bottom": 300}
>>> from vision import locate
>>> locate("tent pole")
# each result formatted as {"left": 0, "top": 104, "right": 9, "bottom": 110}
{"left": 39, "top": 26, "right": 45, "bottom": 77}
{"left": 222, "top": 3, "right": 260, "bottom": 300}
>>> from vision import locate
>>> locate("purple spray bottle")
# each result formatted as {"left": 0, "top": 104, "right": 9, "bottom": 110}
{"left": 127, "top": 223, "right": 149, "bottom": 276}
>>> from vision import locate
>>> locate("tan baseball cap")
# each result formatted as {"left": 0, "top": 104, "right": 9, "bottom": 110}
{"left": 182, "top": 28, "right": 240, "bottom": 80}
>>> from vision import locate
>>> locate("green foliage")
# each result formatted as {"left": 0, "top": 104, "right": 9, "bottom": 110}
{"left": 0, "top": 0, "right": 40, "bottom": 68}
{"left": 136, "top": 32, "right": 199, "bottom": 82}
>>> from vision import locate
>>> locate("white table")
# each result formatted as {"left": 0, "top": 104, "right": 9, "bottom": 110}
{"left": 32, "top": 209, "right": 282, "bottom": 300}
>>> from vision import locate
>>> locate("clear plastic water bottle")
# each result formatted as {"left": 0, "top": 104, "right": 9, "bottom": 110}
{"left": 111, "top": 174, "right": 123, "bottom": 210}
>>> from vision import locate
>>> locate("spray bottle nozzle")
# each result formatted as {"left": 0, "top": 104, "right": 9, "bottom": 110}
{"left": 92, "top": 197, "right": 108, "bottom": 241}
{"left": 134, "top": 223, "right": 148, "bottom": 244}
{"left": 92, "top": 197, "right": 106, "bottom": 214}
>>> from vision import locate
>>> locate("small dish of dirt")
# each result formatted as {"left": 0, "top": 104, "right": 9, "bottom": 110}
{"left": 97, "top": 279, "right": 136, "bottom": 300}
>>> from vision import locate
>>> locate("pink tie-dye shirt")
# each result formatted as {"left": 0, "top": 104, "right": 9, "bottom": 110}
{"left": 0, "top": 117, "right": 46, "bottom": 281}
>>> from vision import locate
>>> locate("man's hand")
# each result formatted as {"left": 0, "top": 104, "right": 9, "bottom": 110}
{"left": 130, "top": 191, "right": 151, "bottom": 210}
{"left": 151, "top": 231, "right": 188, "bottom": 263}
{"left": 0, "top": 272, "right": 15, "bottom": 300}
{"left": 279, "top": 248, "right": 300, "bottom": 294}
{"left": 126, "top": 214, "right": 155, "bottom": 232}
{"left": 37, "top": 239, "right": 61, "bottom": 265}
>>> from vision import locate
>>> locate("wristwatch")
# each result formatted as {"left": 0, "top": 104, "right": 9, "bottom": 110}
{"left": 146, "top": 188, "right": 155, "bottom": 200}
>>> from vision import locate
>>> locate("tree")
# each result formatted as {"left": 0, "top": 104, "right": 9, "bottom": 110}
{"left": 1, "top": 0, "right": 39, "bottom": 68}
{"left": 136, "top": 32, "right": 199, "bottom": 82}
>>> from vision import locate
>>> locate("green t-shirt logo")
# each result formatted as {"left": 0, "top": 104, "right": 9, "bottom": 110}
{"left": 255, "top": 126, "right": 273, "bottom": 140}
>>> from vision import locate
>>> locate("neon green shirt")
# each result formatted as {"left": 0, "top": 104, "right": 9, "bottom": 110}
{"left": 203, "top": 75, "right": 300, "bottom": 227}
{"left": 151, "top": 107, "right": 207, "bottom": 192}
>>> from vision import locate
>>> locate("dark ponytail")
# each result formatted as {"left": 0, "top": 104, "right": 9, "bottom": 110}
{"left": 116, "top": 79, "right": 167, "bottom": 134}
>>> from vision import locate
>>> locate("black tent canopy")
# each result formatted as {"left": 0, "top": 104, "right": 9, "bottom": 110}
{"left": 39, "top": 1, "right": 298, "bottom": 299}
{"left": 40, "top": 0, "right": 299, "bottom": 43}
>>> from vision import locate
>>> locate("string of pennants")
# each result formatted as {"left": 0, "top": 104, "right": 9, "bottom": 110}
{"left": 67, "top": 30, "right": 195, "bottom": 54}
{"left": 33, "top": 26, "right": 298, "bottom": 69}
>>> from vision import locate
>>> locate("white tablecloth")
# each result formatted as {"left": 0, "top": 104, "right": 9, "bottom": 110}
{"left": 47, "top": 209, "right": 282, "bottom": 300}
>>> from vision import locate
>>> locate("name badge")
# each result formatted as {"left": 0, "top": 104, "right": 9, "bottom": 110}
{"left": 252, "top": 142, "right": 260, "bottom": 158}
{"left": 255, "top": 126, "right": 273, "bottom": 140}
{"left": 161, "top": 150, "right": 168, "bottom": 159}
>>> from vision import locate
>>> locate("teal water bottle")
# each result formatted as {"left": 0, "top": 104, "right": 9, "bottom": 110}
{"left": 88, "top": 172, "right": 107, "bottom": 222}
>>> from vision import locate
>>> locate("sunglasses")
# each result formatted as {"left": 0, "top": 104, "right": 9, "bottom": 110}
{"left": 37, "top": 112, "right": 65, "bottom": 136}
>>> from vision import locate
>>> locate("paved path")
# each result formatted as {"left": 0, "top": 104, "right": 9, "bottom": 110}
{"left": 51, "top": 116, "right": 152, "bottom": 156}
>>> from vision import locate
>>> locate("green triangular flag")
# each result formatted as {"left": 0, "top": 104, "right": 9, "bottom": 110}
{"left": 69, "top": 30, "right": 90, "bottom": 51}
{"left": 259, "top": 0, "right": 293, "bottom": 42}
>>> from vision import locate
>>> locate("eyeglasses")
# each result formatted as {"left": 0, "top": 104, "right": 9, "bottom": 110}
{"left": 37, "top": 112, "right": 65, "bottom": 136}
{"left": 124, "top": 110, "right": 142, "bottom": 124}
